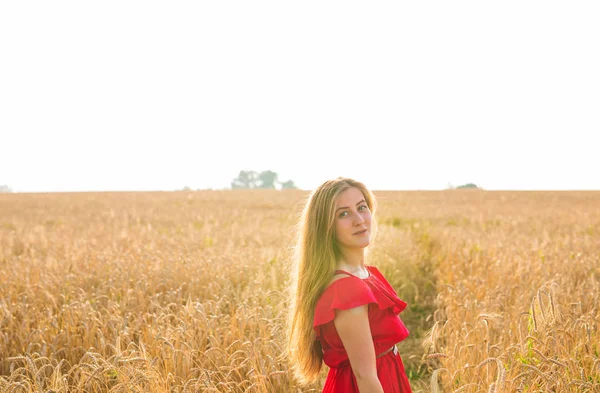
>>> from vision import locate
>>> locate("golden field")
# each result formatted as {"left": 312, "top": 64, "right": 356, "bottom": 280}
{"left": 0, "top": 190, "right": 599, "bottom": 392}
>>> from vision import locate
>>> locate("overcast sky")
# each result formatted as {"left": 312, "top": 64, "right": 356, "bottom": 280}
{"left": 1, "top": 1, "right": 598, "bottom": 192}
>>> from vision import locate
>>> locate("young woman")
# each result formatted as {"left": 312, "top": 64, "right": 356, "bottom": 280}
{"left": 285, "top": 177, "right": 412, "bottom": 392}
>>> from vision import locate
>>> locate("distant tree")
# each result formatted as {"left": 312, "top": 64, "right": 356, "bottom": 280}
{"left": 280, "top": 180, "right": 297, "bottom": 189}
{"left": 258, "top": 170, "right": 278, "bottom": 189}
{"left": 231, "top": 170, "right": 297, "bottom": 189}
{"left": 456, "top": 183, "right": 480, "bottom": 189}
{"left": 0, "top": 185, "right": 12, "bottom": 193}
{"left": 231, "top": 170, "right": 261, "bottom": 189}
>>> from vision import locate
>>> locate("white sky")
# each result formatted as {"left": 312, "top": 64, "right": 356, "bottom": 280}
{"left": 1, "top": 1, "right": 598, "bottom": 192}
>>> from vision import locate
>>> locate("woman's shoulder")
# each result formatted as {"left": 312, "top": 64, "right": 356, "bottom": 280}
{"left": 325, "top": 265, "right": 375, "bottom": 287}
{"left": 317, "top": 265, "right": 387, "bottom": 300}
{"left": 322, "top": 272, "right": 364, "bottom": 293}
{"left": 313, "top": 272, "right": 378, "bottom": 327}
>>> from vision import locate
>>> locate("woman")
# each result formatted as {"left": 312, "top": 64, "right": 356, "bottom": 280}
{"left": 285, "top": 177, "right": 412, "bottom": 392}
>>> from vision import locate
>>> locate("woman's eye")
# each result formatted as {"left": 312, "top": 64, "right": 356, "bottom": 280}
{"left": 339, "top": 205, "right": 368, "bottom": 218}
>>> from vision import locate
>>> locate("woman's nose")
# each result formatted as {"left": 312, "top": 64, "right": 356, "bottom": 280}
{"left": 353, "top": 212, "right": 365, "bottom": 224}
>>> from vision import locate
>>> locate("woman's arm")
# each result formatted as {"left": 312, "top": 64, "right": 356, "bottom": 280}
{"left": 334, "top": 304, "right": 384, "bottom": 393}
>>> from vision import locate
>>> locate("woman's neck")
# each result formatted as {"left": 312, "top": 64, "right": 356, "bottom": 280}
{"left": 337, "top": 249, "right": 366, "bottom": 270}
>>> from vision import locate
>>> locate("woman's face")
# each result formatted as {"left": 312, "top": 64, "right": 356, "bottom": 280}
{"left": 333, "top": 187, "right": 372, "bottom": 251}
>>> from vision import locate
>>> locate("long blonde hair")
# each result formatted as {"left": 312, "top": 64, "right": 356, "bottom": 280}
{"left": 283, "top": 177, "right": 378, "bottom": 385}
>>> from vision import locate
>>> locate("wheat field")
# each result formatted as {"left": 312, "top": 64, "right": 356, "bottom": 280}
{"left": 0, "top": 190, "right": 598, "bottom": 392}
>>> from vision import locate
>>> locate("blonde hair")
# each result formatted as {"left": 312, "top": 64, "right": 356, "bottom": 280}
{"left": 283, "top": 177, "right": 378, "bottom": 385}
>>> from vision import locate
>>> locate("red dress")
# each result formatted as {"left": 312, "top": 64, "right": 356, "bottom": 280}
{"left": 313, "top": 265, "right": 413, "bottom": 393}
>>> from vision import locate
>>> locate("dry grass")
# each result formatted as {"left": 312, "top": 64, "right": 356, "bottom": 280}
{"left": 410, "top": 191, "right": 600, "bottom": 393}
{"left": 0, "top": 190, "right": 598, "bottom": 392}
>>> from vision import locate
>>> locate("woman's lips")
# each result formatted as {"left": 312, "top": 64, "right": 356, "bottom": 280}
{"left": 353, "top": 229, "right": 368, "bottom": 235}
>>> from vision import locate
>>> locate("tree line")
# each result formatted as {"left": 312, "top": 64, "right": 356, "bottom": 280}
{"left": 231, "top": 170, "right": 297, "bottom": 189}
